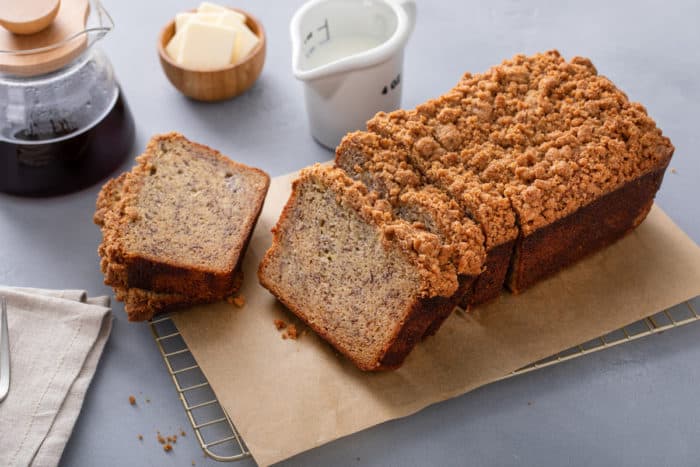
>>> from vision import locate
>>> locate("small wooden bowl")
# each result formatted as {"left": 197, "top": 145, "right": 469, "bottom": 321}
{"left": 158, "top": 8, "right": 266, "bottom": 101}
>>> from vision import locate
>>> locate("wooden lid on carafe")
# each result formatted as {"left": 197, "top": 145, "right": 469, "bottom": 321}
{"left": 0, "top": 0, "right": 90, "bottom": 76}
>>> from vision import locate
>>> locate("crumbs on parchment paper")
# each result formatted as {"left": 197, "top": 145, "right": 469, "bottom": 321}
{"left": 226, "top": 293, "right": 246, "bottom": 308}
{"left": 275, "top": 319, "right": 303, "bottom": 340}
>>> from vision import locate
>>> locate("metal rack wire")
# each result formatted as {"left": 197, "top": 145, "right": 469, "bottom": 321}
{"left": 150, "top": 298, "right": 699, "bottom": 462}
{"left": 149, "top": 316, "right": 250, "bottom": 461}
{"left": 497, "top": 299, "right": 699, "bottom": 380}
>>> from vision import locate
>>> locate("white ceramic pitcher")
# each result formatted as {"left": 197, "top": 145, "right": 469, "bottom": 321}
{"left": 291, "top": 0, "right": 416, "bottom": 149}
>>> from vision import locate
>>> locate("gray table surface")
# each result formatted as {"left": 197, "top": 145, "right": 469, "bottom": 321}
{"left": 1, "top": 0, "right": 698, "bottom": 465}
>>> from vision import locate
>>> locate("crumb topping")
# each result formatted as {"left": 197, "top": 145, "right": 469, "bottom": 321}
{"left": 337, "top": 132, "right": 486, "bottom": 275}
{"left": 397, "top": 187, "right": 486, "bottom": 275}
{"left": 366, "top": 50, "right": 673, "bottom": 235}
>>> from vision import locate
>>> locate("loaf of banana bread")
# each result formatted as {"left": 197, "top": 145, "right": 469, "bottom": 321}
{"left": 260, "top": 51, "right": 673, "bottom": 371}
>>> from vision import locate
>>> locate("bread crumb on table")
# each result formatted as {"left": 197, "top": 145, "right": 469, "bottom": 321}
{"left": 129, "top": 395, "right": 136, "bottom": 405}
{"left": 671, "top": 167, "right": 678, "bottom": 174}
{"left": 163, "top": 444, "right": 172, "bottom": 452}
{"left": 137, "top": 434, "right": 143, "bottom": 441}
{"left": 157, "top": 432, "right": 166, "bottom": 445}
{"left": 286, "top": 324, "right": 298, "bottom": 340}
{"left": 275, "top": 319, "right": 301, "bottom": 340}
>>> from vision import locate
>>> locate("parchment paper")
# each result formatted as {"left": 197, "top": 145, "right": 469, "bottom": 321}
{"left": 173, "top": 169, "right": 700, "bottom": 467}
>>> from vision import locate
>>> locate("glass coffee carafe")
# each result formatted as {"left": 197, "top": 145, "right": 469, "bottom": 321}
{"left": 0, "top": 0, "right": 135, "bottom": 196}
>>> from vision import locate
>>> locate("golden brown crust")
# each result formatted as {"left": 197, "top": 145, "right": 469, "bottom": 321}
{"left": 507, "top": 168, "right": 665, "bottom": 292}
{"left": 114, "top": 268, "right": 244, "bottom": 321}
{"left": 335, "top": 131, "right": 424, "bottom": 201}
{"left": 420, "top": 165, "right": 517, "bottom": 249}
{"left": 94, "top": 173, "right": 128, "bottom": 227}
{"left": 396, "top": 187, "right": 485, "bottom": 276}
{"left": 336, "top": 131, "right": 486, "bottom": 277}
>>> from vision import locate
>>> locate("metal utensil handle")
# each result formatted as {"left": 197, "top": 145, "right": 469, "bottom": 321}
{"left": 0, "top": 297, "right": 11, "bottom": 403}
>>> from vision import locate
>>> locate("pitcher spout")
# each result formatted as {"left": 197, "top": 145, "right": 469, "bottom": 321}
{"left": 291, "top": 0, "right": 415, "bottom": 81}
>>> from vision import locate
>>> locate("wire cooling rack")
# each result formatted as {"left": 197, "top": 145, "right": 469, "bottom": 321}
{"left": 149, "top": 316, "right": 250, "bottom": 461}
{"left": 495, "top": 298, "right": 699, "bottom": 381}
{"left": 150, "top": 298, "right": 699, "bottom": 462}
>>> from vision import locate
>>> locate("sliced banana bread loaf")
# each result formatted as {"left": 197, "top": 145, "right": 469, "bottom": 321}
{"left": 258, "top": 165, "right": 458, "bottom": 371}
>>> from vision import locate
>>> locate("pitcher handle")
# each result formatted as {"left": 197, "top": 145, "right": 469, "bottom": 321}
{"left": 395, "top": 0, "right": 416, "bottom": 39}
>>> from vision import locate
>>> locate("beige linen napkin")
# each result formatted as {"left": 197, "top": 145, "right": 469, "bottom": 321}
{"left": 0, "top": 287, "right": 112, "bottom": 467}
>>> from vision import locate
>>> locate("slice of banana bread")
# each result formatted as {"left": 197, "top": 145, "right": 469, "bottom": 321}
{"left": 95, "top": 133, "right": 269, "bottom": 320}
{"left": 99, "top": 133, "right": 269, "bottom": 297}
{"left": 95, "top": 164, "right": 248, "bottom": 321}
{"left": 258, "top": 165, "right": 459, "bottom": 371}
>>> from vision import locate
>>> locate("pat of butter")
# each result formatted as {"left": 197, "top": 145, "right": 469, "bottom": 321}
{"left": 167, "top": 13, "right": 224, "bottom": 61}
{"left": 175, "top": 12, "right": 221, "bottom": 31}
{"left": 177, "top": 20, "right": 238, "bottom": 69}
{"left": 218, "top": 10, "right": 245, "bottom": 28}
{"left": 165, "top": 29, "right": 186, "bottom": 61}
{"left": 198, "top": 2, "right": 228, "bottom": 14}
{"left": 233, "top": 22, "right": 259, "bottom": 63}
{"left": 175, "top": 12, "right": 194, "bottom": 31}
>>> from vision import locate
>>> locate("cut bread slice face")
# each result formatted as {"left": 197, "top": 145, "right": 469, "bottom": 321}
{"left": 95, "top": 165, "right": 247, "bottom": 321}
{"left": 99, "top": 132, "right": 269, "bottom": 297}
{"left": 258, "top": 165, "right": 458, "bottom": 371}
